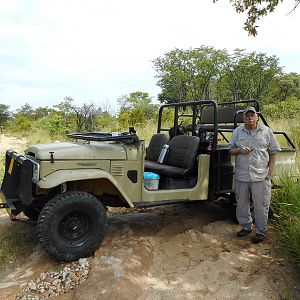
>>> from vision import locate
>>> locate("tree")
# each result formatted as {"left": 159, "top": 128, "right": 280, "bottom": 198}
{"left": 71, "top": 103, "right": 100, "bottom": 132}
{"left": 153, "top": 47, "right": 228, "bottom": 103}
{"left": 54, "top": 97, "right": 74, "bottom": 116}
{"left": 0, "top": 103, "right": 10, "bottom": 126}
{"left": 16, "top": 103, "right": 34, "bottom": 117}
{"left": 214, "top": 0, "right": 300, "bottom": 36}
{"left": 95, "top": 111, "right": 117, "bottom": 131}
{"left": 268, "top": 72, "right": 300, "bottom": 101}
{"left": 216, "top": 49, "right": 281, "bottom": 102}
{"left": 117, "top": 91, "right": 158, "bottom": 119}
{"left": 34, "top": 106, "right": 53, "bottom": 119}
{"left": 153, "top": 47, "right": 284, "bottom": 104}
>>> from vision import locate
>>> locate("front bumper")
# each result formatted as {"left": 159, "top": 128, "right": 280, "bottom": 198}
{"left": 0, "top": 191, "right": 15, "bottom": 209}
{"left": 0, "top": 150, "right": 37, "bottom": 209}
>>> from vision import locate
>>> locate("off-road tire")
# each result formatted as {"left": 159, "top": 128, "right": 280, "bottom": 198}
{"left": 37, "top": 191, "right": 107, "bottom": 261}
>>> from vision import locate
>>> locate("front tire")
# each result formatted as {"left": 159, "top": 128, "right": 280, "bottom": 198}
{"left": 37, "top": 191, "right": 107, "bottom": 261}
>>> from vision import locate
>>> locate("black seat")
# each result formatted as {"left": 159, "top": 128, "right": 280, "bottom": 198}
{"left": 145, "top": 134, "right": 170, "bottom": 168}
{"left": 200, "top": 106, "right": 245, "bottom": 130}
{"left": 145, "top": 135, "right": 200, "bottom": 178}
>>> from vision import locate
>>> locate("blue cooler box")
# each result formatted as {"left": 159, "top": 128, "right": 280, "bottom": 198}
{"left": 144, "top": 172, "right": 160, "bottom": 190}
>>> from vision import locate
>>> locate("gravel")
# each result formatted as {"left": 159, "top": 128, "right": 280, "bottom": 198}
{"left": 16, "top": 257, "right": 91, "bottom": 299}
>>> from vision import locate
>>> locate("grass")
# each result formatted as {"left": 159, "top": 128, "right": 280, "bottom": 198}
{"left": 268, "top": 118, "right": 300, "bottom": 149}
{"left": 0, "top": 221, "right": 38, "bottom": 272}
{"left": 263, "top": 118, "right": 300, "bottom": 266}
{"left": 6, "top": 127, "right": 66, "bottom": 146}
{"left": 272, "top": 173, "right": 300, "bottom": 266}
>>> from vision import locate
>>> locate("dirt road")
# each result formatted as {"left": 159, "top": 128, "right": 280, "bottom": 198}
{"left": 0, "top": 134, "right": 299, "bottom": 299}
{"left": 0, "top": 134, "right": 28, "bottom": 154}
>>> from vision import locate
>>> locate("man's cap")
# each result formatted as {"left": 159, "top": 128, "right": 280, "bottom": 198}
{"left": 243, "top": 106, "right": 257, "bottom": 115}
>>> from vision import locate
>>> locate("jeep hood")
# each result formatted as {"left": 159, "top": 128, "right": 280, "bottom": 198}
{"left": 26, "top": 141, "right": 127, "bottom": 160}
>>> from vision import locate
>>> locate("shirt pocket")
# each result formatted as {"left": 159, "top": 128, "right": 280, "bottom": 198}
{"left": 236, "top": 137, "right": 247, "bottom": 148}
{"left": 253, "top": 136, "right": 267, "bottom": 149}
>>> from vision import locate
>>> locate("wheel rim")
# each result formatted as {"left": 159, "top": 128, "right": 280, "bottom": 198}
{"left": 58, "top": 211, "right": 92, "bottom": 246}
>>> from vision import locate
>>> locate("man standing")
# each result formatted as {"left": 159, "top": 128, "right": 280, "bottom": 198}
{"left": 228, "top": 106, "right": 281, "bottom": 243}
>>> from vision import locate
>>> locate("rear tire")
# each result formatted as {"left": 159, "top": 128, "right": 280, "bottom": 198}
{"left": 37, "top": 191, "right": 107, "bottom": 261}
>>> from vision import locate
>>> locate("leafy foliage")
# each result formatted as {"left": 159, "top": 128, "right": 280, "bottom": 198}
{"left": 219, "top": 49, "right": 281, "bottom": 101}
{"left": 16, "top": 103, "right": 35, "bottom": 117}
{"left": 268, "top": 73, "right": 300, "bottom": 102}
{"left": 117, "top": 91, "right": 158, "bottom": 127}
{"left": 0, "top": 104, "right": 10, "bottom": 126}
{"left": 36, "top": 112, "right": 72, "bottom": 136}
{"left": 153, "top": 47, "right": 228, "bottom": 103}
{"left": 9, "top": 115, "right": 32, "bottom": 132}
{"left": 153, "top": 47, "right": 284, "bottom": 104}
{"left": 263, "top": 97, "right": 300, "bottom": 119}
{"left": 118, "top": 92, "right": 158, "bottom": 118}
{"left": 95, "top": 112, "right": 118, "bottom": 131}
{"left": 214, "top": 0, "right": 300, "bottom": 36}
{"left": 119, "top": 107, "right": 146, "bottom": 128}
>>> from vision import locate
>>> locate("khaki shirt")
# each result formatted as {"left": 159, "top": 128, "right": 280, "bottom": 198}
{"left": 228, "top": 124, "right": 281, "bottom": 182}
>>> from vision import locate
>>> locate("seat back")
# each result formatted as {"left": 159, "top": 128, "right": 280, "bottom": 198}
{"left": 201, "top": 106, "right": 244, "bottom": 125}
{"left": 165, "top": 135, "right": 200, "bottom": 169}
{"left": 146, "top": 133, "right": 170, "bottom": 162}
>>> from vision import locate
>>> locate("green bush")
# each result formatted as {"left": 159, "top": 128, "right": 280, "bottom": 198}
{"left": 36, "top": 113, "right": 73, "bottom": 135}
{"left": 7, "top": 115, "right": 32, "bottom": 132}
{"left": 118, "top": 107, "right": 146, "bottom": 128}
{"left": 95, "top": 113, "right": 119, "bottom": 132}
{"left": 263, "top": 97, "right": 300, "bottom": 119}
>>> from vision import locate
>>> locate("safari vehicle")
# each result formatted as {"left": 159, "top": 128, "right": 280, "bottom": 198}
{"left": 0, "top": 100, "right": 297, "bottom": 261}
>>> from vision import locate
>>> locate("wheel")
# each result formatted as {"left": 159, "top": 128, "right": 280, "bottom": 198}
{"left": 37, "top": 191, "right": 107, "bottom": 261}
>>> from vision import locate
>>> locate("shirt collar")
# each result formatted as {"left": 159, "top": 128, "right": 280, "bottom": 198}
{"left": 242, "top": 123, "right": 262, "bottom": 133}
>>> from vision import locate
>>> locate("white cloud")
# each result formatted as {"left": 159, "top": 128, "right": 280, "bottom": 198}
{"left": 0, "top": 0, "right": 299, "bottom": 111}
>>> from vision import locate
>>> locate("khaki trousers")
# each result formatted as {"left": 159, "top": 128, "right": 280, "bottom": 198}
{"left": 235, "top": 179, "right": 272, "bottom": 235}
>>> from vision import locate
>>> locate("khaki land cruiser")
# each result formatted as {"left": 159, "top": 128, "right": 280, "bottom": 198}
{"left": 0, "top": 100, "right": 297, "bottom": 261}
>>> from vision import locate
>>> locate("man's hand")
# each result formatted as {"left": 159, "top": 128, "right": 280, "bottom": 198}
{"left": 229, "top": 147, "right": 252, "bottom": 156}
{"left": 240, "top": 147, "right": 252, "bottom": 155}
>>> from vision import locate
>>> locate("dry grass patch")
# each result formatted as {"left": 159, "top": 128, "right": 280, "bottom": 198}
{"left": 0, "top": 219, "right": 38, "bottom": 272}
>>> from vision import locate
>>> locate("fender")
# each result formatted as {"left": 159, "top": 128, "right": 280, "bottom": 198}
{"left": 37, "top": 168, "right": 134, "bottom": 207}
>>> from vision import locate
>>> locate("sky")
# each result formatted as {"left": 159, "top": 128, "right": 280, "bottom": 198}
{"left": 0, "top": 0, "right": 300, "bottom": 113}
